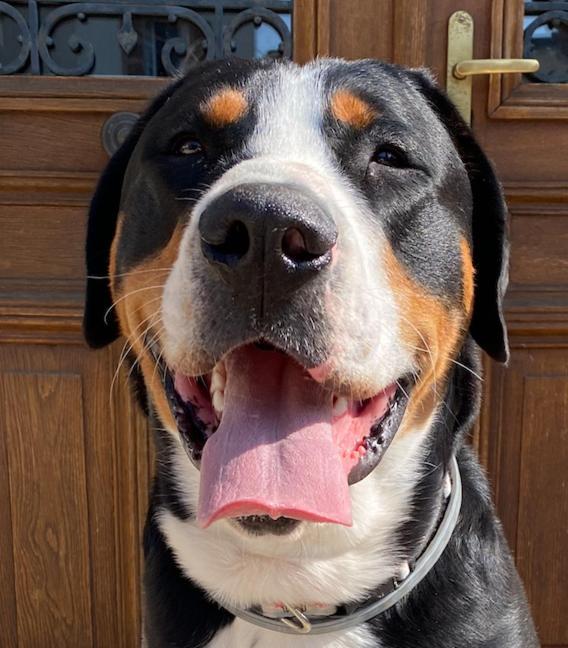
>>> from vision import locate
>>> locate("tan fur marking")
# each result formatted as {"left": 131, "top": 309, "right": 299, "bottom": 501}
{"left": 384, "top": 247, "right": 466, "bottom": 432}
{"left": 108, "top": 212, "right": 125, "bottom": 295}
{"left": 201, "top": 87, "right": 248, "bottom": 128}
{"left": 111, "top": 223, "right": 185, "bottom": 431}
{"left": 330, "top": 90, "right": 376, "bottom": 128}
{"left": 460, "top": 237, "right": 475, "bottom": 316}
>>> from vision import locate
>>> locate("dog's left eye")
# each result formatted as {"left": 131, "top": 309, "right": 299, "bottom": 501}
{"left": 171, "top": 136, "right": 203, "bottom": 156}
{"left": 371, "top": 145, "right": 409, "bottom": 168}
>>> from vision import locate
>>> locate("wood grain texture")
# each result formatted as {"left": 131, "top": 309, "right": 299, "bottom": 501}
{"left": 0, "top": 343, "right": 150, "bottom": 647}
{"left": 293, "top": 0, "right": 317, "bottom": 63}
{"left": 1, "top": 372, "right": 92, "bottom": 647}
{"left": 393, "top": 0, "right": 429, "bottom": 67}
{"left": 1, "top": 112, "right": 109, "bottom": 172}
{"left": 509, "top": 212, "right": 568, "bottom": 288}
{"left": 517, "top": 376, "right": 568, "bottom": 643}
{"left": 484, "top": 346, "right": 568, "bottom": 647}
{"left": 0, "top": 171, "right": 97, "bottom": 206}
{"left": 317, "top": 0, "right": 393, "bottom": 60}
{"left": 0, "top": 379, "right": 18, "bottom": 648}
{"left": 0, "top": 204, "right": 86, "bottom": 279}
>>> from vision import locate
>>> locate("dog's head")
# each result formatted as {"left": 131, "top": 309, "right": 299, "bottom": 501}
{"left": 85, "top": 58, "right": 507, "bottom": 536}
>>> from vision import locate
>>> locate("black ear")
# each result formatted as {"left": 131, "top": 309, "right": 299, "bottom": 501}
{"left": 411, "top": 71, "right": 510, "bottom": 363}
{"left": 83, "top": 81, "right": 182, "bottom": 348}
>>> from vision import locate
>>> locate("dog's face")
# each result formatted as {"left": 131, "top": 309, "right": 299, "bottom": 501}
{"left": 85, "top": 59, "right": 507, "bottom": 545}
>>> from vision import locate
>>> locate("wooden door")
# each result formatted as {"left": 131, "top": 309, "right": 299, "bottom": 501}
{"left": 305, "top": 1, "right": 568, "bottom": 644}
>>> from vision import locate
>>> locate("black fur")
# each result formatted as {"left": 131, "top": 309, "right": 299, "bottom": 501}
{"left": 83, "top": 78, "right": 184, "bottom": 348}
{"left": 411, "top": 71, "right": 510, "bottom": 364}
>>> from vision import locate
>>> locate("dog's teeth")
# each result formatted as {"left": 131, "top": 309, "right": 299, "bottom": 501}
{"left": 332, "top": 397, "right": 348, "bottom": 417}
{"left": 212, "top": 390, "right": 225, "bottom": 415}
{"left": 210, "top": 362, "right": 226, "bottom": 395}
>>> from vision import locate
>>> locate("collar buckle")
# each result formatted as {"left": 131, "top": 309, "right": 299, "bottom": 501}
{"left": 279, "top": 604, "right": 312, "bottom": 634}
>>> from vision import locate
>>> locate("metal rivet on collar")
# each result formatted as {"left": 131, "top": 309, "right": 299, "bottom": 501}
{"left": 279, "top": 604, "right": 312, "bottom": 634}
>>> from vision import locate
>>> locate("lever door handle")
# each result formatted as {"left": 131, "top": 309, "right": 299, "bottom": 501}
{"left": 446, "top": 11, "right": 540, "bottom": 124}
{"left": 453, "top": 58, "right": 539, "bottom": 80}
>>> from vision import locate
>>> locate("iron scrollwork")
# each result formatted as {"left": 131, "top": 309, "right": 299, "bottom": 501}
{"left": 223, "top": 7, "right": 292, "bottom": 58}
{"left": 0, "top": 1, "right": 293, "bottom": 77}
{"left": 0, "top": 1, "right": 32, "bottom": 74}
{"left": 524, "top": 1, "right": 568, "bottom": 82}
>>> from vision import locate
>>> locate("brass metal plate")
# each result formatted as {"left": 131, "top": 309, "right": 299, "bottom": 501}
{"left": 446, "top": 10, "right": 474, "bottom": 124}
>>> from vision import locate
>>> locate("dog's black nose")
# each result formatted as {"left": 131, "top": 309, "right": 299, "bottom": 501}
{"left": 199, "top": 183, "right": 337, "bottom": 289}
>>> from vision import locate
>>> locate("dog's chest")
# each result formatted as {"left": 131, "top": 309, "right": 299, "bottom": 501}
{"left": 206, "top": 618, "right": 378, "bottom": 648}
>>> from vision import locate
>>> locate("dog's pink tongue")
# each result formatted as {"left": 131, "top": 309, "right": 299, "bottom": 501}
{"left": 197, "top": 347, "right": 352, "bottom": 528}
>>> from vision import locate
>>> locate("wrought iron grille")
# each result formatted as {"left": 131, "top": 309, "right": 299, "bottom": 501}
{"left": 0, "top": 0, "right": 292, "bottom": 76}
{"left": 524, "top": 0, "right": 568, "bottom": 82}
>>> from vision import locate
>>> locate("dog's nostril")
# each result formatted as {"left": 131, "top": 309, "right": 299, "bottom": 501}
{"left": 281, "top": 224, "right": 337, "bottom": 266}
{"left": 282, "top": 227, "right": 328, "bottom": 263}
{"left": 282, "top": 227, "right": 310, "bottom": 262}
{"left": 201, "top": 220, "right": 250, "bottom": 267}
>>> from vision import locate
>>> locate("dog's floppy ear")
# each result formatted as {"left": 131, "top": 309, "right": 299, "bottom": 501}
{"left": 411, "top": 70, "right": 510, "bottom": 363}
{"left": 83, "top": 81, "right": 182, "bottom": 348}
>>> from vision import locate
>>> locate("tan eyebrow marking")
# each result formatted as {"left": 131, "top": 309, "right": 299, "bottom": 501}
{"left": 330, "top": 89, "right": 377, "bottom": 128}
{"left": 201, "top": 87, "right": 248, "bottom": 128}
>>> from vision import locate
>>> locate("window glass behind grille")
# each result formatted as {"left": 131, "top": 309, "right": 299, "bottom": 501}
{"left": 0, "top": 1, "right": 293, "bottom": 77}
{"left": 524, "top": 0, "right": 568, "bottom": 83}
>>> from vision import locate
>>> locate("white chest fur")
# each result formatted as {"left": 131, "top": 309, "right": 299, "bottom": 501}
{"left": 157, "top": 424, "right": 430, "bottom": 647}
{"left": 206, "top": 618, "right": 377, "bottom": 648}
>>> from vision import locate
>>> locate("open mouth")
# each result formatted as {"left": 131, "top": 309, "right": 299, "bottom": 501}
{"left": 156, "top": 342, "right": 410, "bottom": 529}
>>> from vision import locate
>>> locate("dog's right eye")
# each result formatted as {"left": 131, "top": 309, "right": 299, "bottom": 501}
{"left": 371, "top": 145, "right": 409, "bottom": 168}
{"left": 170, "top": 136, "right": 203, "bottom": 156}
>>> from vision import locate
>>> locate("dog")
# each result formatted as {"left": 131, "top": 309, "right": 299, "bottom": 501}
{"left": 84, "top": 58, "right": 538, "bottom": 647}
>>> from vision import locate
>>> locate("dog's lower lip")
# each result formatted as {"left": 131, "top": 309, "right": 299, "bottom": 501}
{"left": 234, "top": 515, "right": 301, "bottom": 536}
{"left": 154, "top": 341, "right": 412, "bottom": 485}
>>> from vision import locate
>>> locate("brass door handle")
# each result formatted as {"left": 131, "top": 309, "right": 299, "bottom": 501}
{"left": 453, "top": 58, "right": 539, "bottom": 80}
{"left": 446, "top": 11, "right": 540, "bottom": 124}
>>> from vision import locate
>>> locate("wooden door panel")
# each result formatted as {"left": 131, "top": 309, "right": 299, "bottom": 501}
{"left": 3, "top": 111, "right": 110, "bottom": 172}
{"left": 486, "top": 347, "right": 568, "bottom": 646}
{"left": 316, "top": 0, "right": 429, "bottom": 67}
{"left": 2, "top": 371, "right": 92, "bottom": 647}
{"left": 0, "top": 204, "right": 86, "bottom": 280}
{"left": 518, "top": 374, "right": 568, "bottom": 644}
{"left": 0, "top": 342, "right": 150, "bottom": 648}
{"left": 510, "top": 211, "right": 568, "bottom": 289}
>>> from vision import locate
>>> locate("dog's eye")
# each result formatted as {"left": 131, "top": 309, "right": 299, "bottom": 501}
{"left": 371, "top": 145, "right": 408, "bottom": 168}
{"left": 171, "top": 136, "right": 203, "bottom": 156}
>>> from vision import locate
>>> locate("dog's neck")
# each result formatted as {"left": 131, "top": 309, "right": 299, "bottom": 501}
{"left": 224, "top": 455, "right": 460, "bottom": 638}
